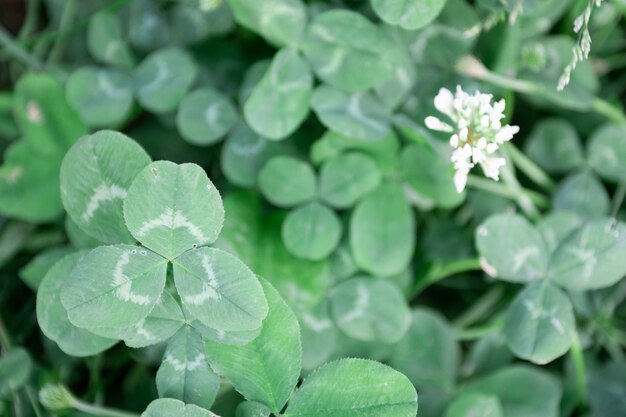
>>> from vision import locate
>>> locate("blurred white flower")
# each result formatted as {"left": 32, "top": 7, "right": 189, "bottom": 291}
{"left": 425, "top": 86, "right": 519, "bottom": 193}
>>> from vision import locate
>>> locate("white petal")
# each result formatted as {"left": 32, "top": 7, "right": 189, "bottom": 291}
{"left": 454, "top": 168, "right": 470, "bottom": 193}
{"left": 459, "top": 127, "right": 469, "bottom": 141}
{"left": 434, "top": 88, "right": 454, "bottom": 117}
{"left": 495, "top": 125, "right": 519, "bottom": 143}
{"left": 486, "top": 143, "right": 499, "bottom": 153}
{"left": 493, "top": 99, "right": 505, "bottom": 115}
{"left": 480, "top": 157, "right": 506, "bottom": 180}
{"left": 450, "top": 134, "right": 459, "bottom": 148}
{"left": 476, "top": 137, "right": 487, "bottom": 149}
{"left": 425, "top": 116, "right": 454, "bottom": 132}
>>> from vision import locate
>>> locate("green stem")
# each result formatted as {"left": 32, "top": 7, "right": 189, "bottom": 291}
{"left": 0, "top": 313, "right": 12, "bottom": 351}
{"left": 456, "top": 55, "right": 626, "bottom": 124}
{"left": 466, "top": 175, "right": 548, "bottom": 209}
{"left": 453, "top": 285, "right": 505, "bottom": 328}
{"left": 454, "top": 317, "right": 504, "bottom": 341}
{"left": 25, "top": 387, "right": 43, "bottom": 417}
{"left": 411, "top": 258, "right": 482, "bottom": 297}
{"left": 611, "top": 181, "right": 626, "bottom": 218}
{"left": 570, "top": 331, "right": 587, "bottom": 410}
{"left": 0, "top": 25, "right": 44, "bottom": 70}
{"left": 504, "top": 143, "right": 555, "bottom": 192}
{"left": 73, "top": 400, "right": 140, "bottom": 417}
{"left": 18, "top": 0, "right": 41, "bottom": 40}
{"left": 46, "top": 0, "right": 77, "bottom": 63}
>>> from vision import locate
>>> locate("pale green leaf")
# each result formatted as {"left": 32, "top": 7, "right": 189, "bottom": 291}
{"left": 20, "top": 246, "right": 74, "bottom": 291}
{"left": 461, "top": 366, "right": 561, "bottom": 417}
{"left": 157, "top": 327, "right": 219, "bottom": 409}
{"left": 173, "top": 247, "right": 268, "bottom": 332}
{"left": 547, "top": 218, "right": 626, "bottom": 290}
{"left": 536, "top": 211, "right": 583, "bottom": 253}
{"left": 227, "top": 0, "right": 306, "bottom": 47}
{"left": 204, "top": 279, "right": 301, "bottom": 413}
{"left": 87, "top": 10, "right": 134, "bottom": 68}
{"left": 134, "top": 48, "right": 197, "bottom": 114}
{"left": 310, "top": 86, "right": 391, "bottom": 141}
{"left": 258, "top": 156, "right": 316, "bottom": 208}
{"left": 0, "top": 348, "right": 31, "bottom": 397}
{"left": 61, "top": 245, "right": 167, "bottom": 329}
{"left": 282, "top": 202, "right": 342, "bottom": 261}
{"left": 299, "top": 299, "right": 338, "bottom": 370}
{"left": 66, "top": 68, "right": 133, "bottom": 128}
{"left": 284, "top": 358, "right": 417, "bottom": 417}
{"left": 124, "top": 161, "right": 224, "bottom": 260}
{"left": 372, "top": 0, "right": 447, "bottom": 30}
{"left": 587, "top": 124, "right": 626, "bottom": 183}
{"left": 319, "top": 152, "right": 381, "bottom": 209}
{"left": 244, "top": 48, "right": 312, "bottom": 140}
{"left": 141, "top": 398, "right": 215, "bottom": 417}
{"left": 330, "top": 277, "right": 410, "bottom": 343}
{"left": 236, "top": 401, "right": 271, "bottom": 417}
{"left": 553, "top": 172, "right": 609, "bottom": 219}
{"left": 445, "top": 394, "right": 503, "bottom": 417}
{"left": 523, "top": 118, "right": 583, "bottom": 174}
{"left": 177, "top": 88, "right": 238, "bottom": 146}
{"left": 476, "top": 213, "right": 548, "bottom": 282}
{"left": 391, "top": 309, "right": 459, "bottom": 390}
{"left": 36, "top": 252, "right": 117, "bottom": 356}
{"left": 504, "top": 282, "right": 575, "bottom": 364}
{"left": 302, "top": 10, "right": 395, "bottom": 91}
{"left": 350, "top": 183, "right": 415, "bottom": 276}
{"left": 60, "top": 131, "right": 151, "bottom": 244}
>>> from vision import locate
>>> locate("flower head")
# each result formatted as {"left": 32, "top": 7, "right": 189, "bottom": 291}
{"left": 425, "top": 86, "right": 519, "bottom": 193}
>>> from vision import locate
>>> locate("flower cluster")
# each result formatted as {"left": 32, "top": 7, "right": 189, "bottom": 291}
{"left": 425, "top": 86, "right": 519, "bottom": 193}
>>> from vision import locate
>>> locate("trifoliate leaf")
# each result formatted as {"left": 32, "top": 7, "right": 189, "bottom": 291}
{"left": 37, "top": 252, "right": 117, "bottom": 356}
{"left": 319, "top": 152, "right": 381, "bottom": 209}
{"left": 176, "top": 88, "right": 238, "bottom": 146}
{"left": 476, "top": 213, "right": 548, "bottom": 282}
{"left": 284, "top": 358, "right": 417, "bottom": 417}
{"left": 282, "top": 202, "right": 342, "bottom": 261}
{"left": 204, "top": 279, "right": 301, "bottom": 413}
{"left": 391, "top": 309, "right": 460, "bottom": 390}
{"left": 173, "top": 247, "right": 268, "bottom": 332}
{"left": 65, "top": 68, "right": 133, "bottom": 128}
{"left": 258, "top": 156, "right": 316, "bottom": 208}
{"left": 124, "top": 161, "right": 224, "bottom": 260}
{"left": 20, "top": 246, "right": 74, "bottom": 291}
{"left": 156, "top": 326, "right": 219, "bottom": 409}
{"left": 310, "top": 86, "right": 391, "bottom": 141}
{"left": 244, "top": 48, "right": 312, "bottom": 140}
{"left": 61, "top": 245, "right": 167, "bottom": 329}
{"left": 329, "top": 277, "right": 410, "bottom": 343}
{"left": 61, "top": 131, "right": 151, "bottom": 244}
{"left": 547, "top": 218, "right": 626, "bottom": 291}
{"left": 536, "top": 211, "right": 583, "bottom": 253}
{"left": 350, "top": 183, "right": 415, "bottom": 277}
{"left": 302, "top": 10, "right": 395, "bottom": 92}
{"left": 504, "top": 282, "right": 575, "bottom": 364}
{"left": 134, "top": 48, "right": 197, "bottom": 114}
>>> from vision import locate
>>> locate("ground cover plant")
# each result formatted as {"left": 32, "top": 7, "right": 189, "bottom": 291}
{"left": 0, "top": 0, "right": 625, "bottom": 416}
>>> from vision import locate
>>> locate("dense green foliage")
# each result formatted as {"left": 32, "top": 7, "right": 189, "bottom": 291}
{"left": 0, "top": 0, "right": 626, "bottom": 417}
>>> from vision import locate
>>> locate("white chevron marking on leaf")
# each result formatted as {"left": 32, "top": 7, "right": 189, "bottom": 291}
{"left": 112, "top": 251, "right": 151, "bottom": 305}
{"left": 136, "top": 208, "right": 208, "bottom": 242}
{"left": 82, "top": 184, "right": 127, "bottom": 221}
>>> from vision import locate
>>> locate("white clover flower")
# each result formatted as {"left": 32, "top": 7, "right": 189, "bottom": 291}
{"left": 425, "top": 86, "right": 519, "bottom": 193}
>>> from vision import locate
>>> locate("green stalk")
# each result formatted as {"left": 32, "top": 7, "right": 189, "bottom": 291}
{"left": 46, "top": 0, "right": 77, "bottom": 63}
{"left": 0, "top": 25, "right": 44, "bottom": 70}
{"left": 453, "top": 285, "right": 505, "bottom": 328}
{"left": 570, "top": 331, "right": 587, "bottom": 410}
{"left": 454, "top": 317, "right": 504, "bottom": 341}
{"left": 411, "top": 258, "right": 483, "bottom": 297}
{"left": 456, "top": 55, "right": 626, "bottom": 124}
{"left": 611, "top": 181, "right": 626, "bottom": 218}
{"left": 18, "top": 0, "right": 41, "bottom": 40}
{"left": 0, "top": 313, "right": 12, "bottom": 351}
{"left": 72, "top": 400, "right": 140, "bottom": 417}
{"left": 504, "top": 143, "right": 555, "bottom": 192}
{"left": 466, "top": 175, "right": 548, "bottom": 209}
